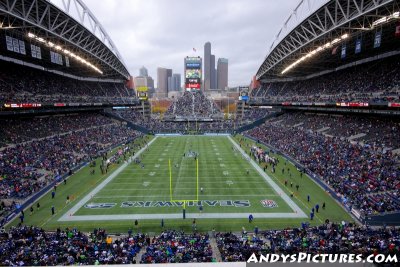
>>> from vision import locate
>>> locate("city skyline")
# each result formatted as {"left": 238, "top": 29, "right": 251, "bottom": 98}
{"left": 69, "top": 0, "right": 297, "bottom": 87}
{"left": 141, "top": 41, "right": 225, "bottom": 93}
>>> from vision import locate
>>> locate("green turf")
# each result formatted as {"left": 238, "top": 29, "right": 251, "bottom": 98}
{"left": 7, "top": 134, "right": 353, "bottom": 233}
{"left": 74, "top": 135, "right": 292, "bottom": 215}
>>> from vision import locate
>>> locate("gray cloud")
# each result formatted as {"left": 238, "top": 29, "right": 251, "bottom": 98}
{"left": 83, "top": 0, "right": 295, "bottom": 86}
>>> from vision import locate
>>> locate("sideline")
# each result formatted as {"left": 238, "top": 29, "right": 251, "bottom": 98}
{"left": 59, "top": 135, "right": 307, "bottom": 222}
{"left": 227, "top": 135, "right": 307, "bottom": 218}
{"left": 58, "top": 137, "right": 158, "bottom": 221}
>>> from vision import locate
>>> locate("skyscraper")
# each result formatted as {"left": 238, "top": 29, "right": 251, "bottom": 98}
{"left": 139, "top": 66, "right": 148, "bottom": 77}
{"left": 210, "top": 54, "right": 216, "bottom": 89}
{"left": 134, "top": 76, "right": 154, "bottom": 89}
{"left": 157, "top": 67, "right": 172, "bottom": 97}
{"left": 217, "top": 58, "right": 228, "bottom": 90}
{"left": 172, "top": 73, "right": 181, "bottom": 91}
{"left": 204, "top": 42, "right": 211, "bottom": 91}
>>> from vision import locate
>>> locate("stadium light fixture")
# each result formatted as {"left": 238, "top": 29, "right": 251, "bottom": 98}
{"left": 372, "top": 11, "right": 400, "bottom": 27}
{"left": 281, "top": 33, "right": 349, "bottom": 74}
{"left": 26, "top": 32, "right": 103, "bottom": 74}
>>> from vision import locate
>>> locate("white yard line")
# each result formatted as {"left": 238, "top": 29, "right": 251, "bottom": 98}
{"left": 103, "top": 187, "right": 275, "bottom": 191}
{"left": 58, "top": 137, "right": 158, "bottom": 222}
{"left": 93, "top": 194, "right": 278, "bottom": 198}
{"left": 109, "top": 181, "right": 275, "bottom": 184}
{"left": 227, "top": 135, "right": 307, "bottom": 218}
{"left": 59, "top": 212, "right": 304, "bottom": 221}
{"left": 59, "top": 135, "right": 307, "bottom": 222}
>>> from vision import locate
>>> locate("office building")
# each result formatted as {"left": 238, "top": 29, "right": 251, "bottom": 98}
{"left": 139, "top": 66, "right": 148, "bottom": 77}
{"left": 204, "top": 42, "right": 211, "bottom": 91}
{"left": 157, "top": 67, "right": 172, "bottom": 97}
{"left": 217, "top": 58, "right": 228, "bottom": 90}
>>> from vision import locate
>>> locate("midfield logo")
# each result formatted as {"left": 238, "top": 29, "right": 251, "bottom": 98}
{"left": 260, "top": 199, "right": 278, "bottom": 208}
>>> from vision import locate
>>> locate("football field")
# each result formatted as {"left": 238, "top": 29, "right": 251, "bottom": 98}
{"left": 59, "top": 135, "right": 306, "bottom": 221}
{"left": 8, "top": 134, "right": 353, "bottom": 233}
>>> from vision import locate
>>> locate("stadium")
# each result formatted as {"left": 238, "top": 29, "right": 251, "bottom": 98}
{"left": 0, "top": 0, "right": 399, "bottom": 266}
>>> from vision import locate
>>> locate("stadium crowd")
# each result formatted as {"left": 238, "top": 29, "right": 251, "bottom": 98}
{"left": 140, "top": 230, "right": 213, "bottom": 263}
{"left": 164, "top": 91, "right": 222, "bottom": 119}
{"left": 0, "top": 114, "right": 140, "bottom": 201}
{"left": 217, "top": 222, "right": 400, "bottom": 262}
{"left": 112, "top": 109, "right": 235, "bottom": 134}
{"left": 250, "top": 55, "right": 400, "bottom": 103}
{"left": 0, "top": 61, "right": 137, "bottom": 105}
{"left": 246, "top": 112, "right": 400, "bottom": 215}
{"left": 0, "top": 113, "right": 112, "bottom": 145}
{"left": 1, "top": 222, "right": 399, "bottom": 265}
{"left": 0, "top": 226, "right": 145, "bottom": 265}
{"left": 238, "top": 108, "right": 270, "bottom": 124}
{"left": 112, "top": 92, "right": 271, "bottom": 133}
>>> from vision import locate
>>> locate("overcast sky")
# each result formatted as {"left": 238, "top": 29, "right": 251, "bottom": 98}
{"left": 82, "top": 0, "right": 297, "bottom": 86}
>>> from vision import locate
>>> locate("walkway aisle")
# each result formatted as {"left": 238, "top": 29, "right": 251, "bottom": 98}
{"left": 210, "top": 236, "right": 222, "bottom": 262}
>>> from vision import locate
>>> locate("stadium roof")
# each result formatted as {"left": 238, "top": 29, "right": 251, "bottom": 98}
{"left": 256, "top": 0, "right": 400, "bottom": 82}
{"left": 0, "top": 0, "right": 130, "bottom": 79}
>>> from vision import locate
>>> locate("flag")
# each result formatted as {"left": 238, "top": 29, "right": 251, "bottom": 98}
{"left": 374, "top": 30, "right": 382, "bottom": 48}
{"left": 395, "top": 22, "right": 400, "bottom": 37}
{"left": 331, "top": 46, "right": 338, "bottom": 55}
{"left": 341, "top": 44, "right": 346, "bottom": 59}
{"left": 192, "top": 48, "right": 197, "bottom": 52}
{"left": 355, "top": 38, "right": 362, "bottom": 54}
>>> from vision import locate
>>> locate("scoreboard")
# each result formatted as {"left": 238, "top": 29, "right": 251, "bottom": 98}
{"left": 136, "top": 86, "right": 148, "bottom": 101}
{"left": 239, "top": 87, "right": 249, "bottom": 101}
{"left": 185, "top": 56, "right": 202, "bottom": 91}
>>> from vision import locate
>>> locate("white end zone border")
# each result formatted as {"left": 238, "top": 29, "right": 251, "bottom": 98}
{"left": 59, "top": 135, "right": 306, "bottom": 222}
{"left": 58, "top": 136, "right": 158, "bottom": 222}
{"left": 227, "top": 135, "right": 306, "bottom": 218}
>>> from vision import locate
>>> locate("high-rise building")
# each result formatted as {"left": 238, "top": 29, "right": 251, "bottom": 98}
{"left": 217, "top": 58, "right": 228, "bottom": 90}
{"left": 167, "top": 76, "right": 173, "bottom": 93}
{"left": 210, "top": 54, "right": 216, "bottom": 89}
{"left": 172, "top": 73, "right": 181, "bottom": 91}
{"left": 134, "top": 76, "right": 154, "bottom": 89}
{"left": 139, "top": 66, "right": 148, "bottom": 77}
{"left": 204, "top": 42, "right": 211, "bottom": 91}
{"left": 157, "top": 67, "right": 172, "bottom": 97}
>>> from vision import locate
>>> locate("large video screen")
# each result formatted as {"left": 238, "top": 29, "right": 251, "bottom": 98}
{"left": 186, "top": 62, "right": 201, "bottom": 69}
{"left": 185, "top": 69, "right": 201, "bottom": 79}
{"left": 185, "top": 57, "right": 202, "bottom": 90}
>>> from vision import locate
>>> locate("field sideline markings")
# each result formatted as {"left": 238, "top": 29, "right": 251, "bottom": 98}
{"left": 114, "top": 176, "right": 269, "bottom": 181}
{"left": 93, "top": 194, "right": 278, "bottom": 198}
{"left": 227, "top": 135, "right": 307, "bottom": 218}
{"left": 240, "top": 137, "right": 323, "bottom": 223}
{"left": 104, "top": 187, "right": 274, "bottom": 191}
{"left": 58, "top": 212, "right": 304, "bottom": 221}
{"left": 60, "top": 135, "right": 307, "bottom": 221}
{"left": 265, "top": 168, "right": 324, "bottom": 223}
{"left": 109, "top": 181, "right": 275, "bottom": 185}
{"left": 58, "top": 137, "right": 158, "bottom": 222}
